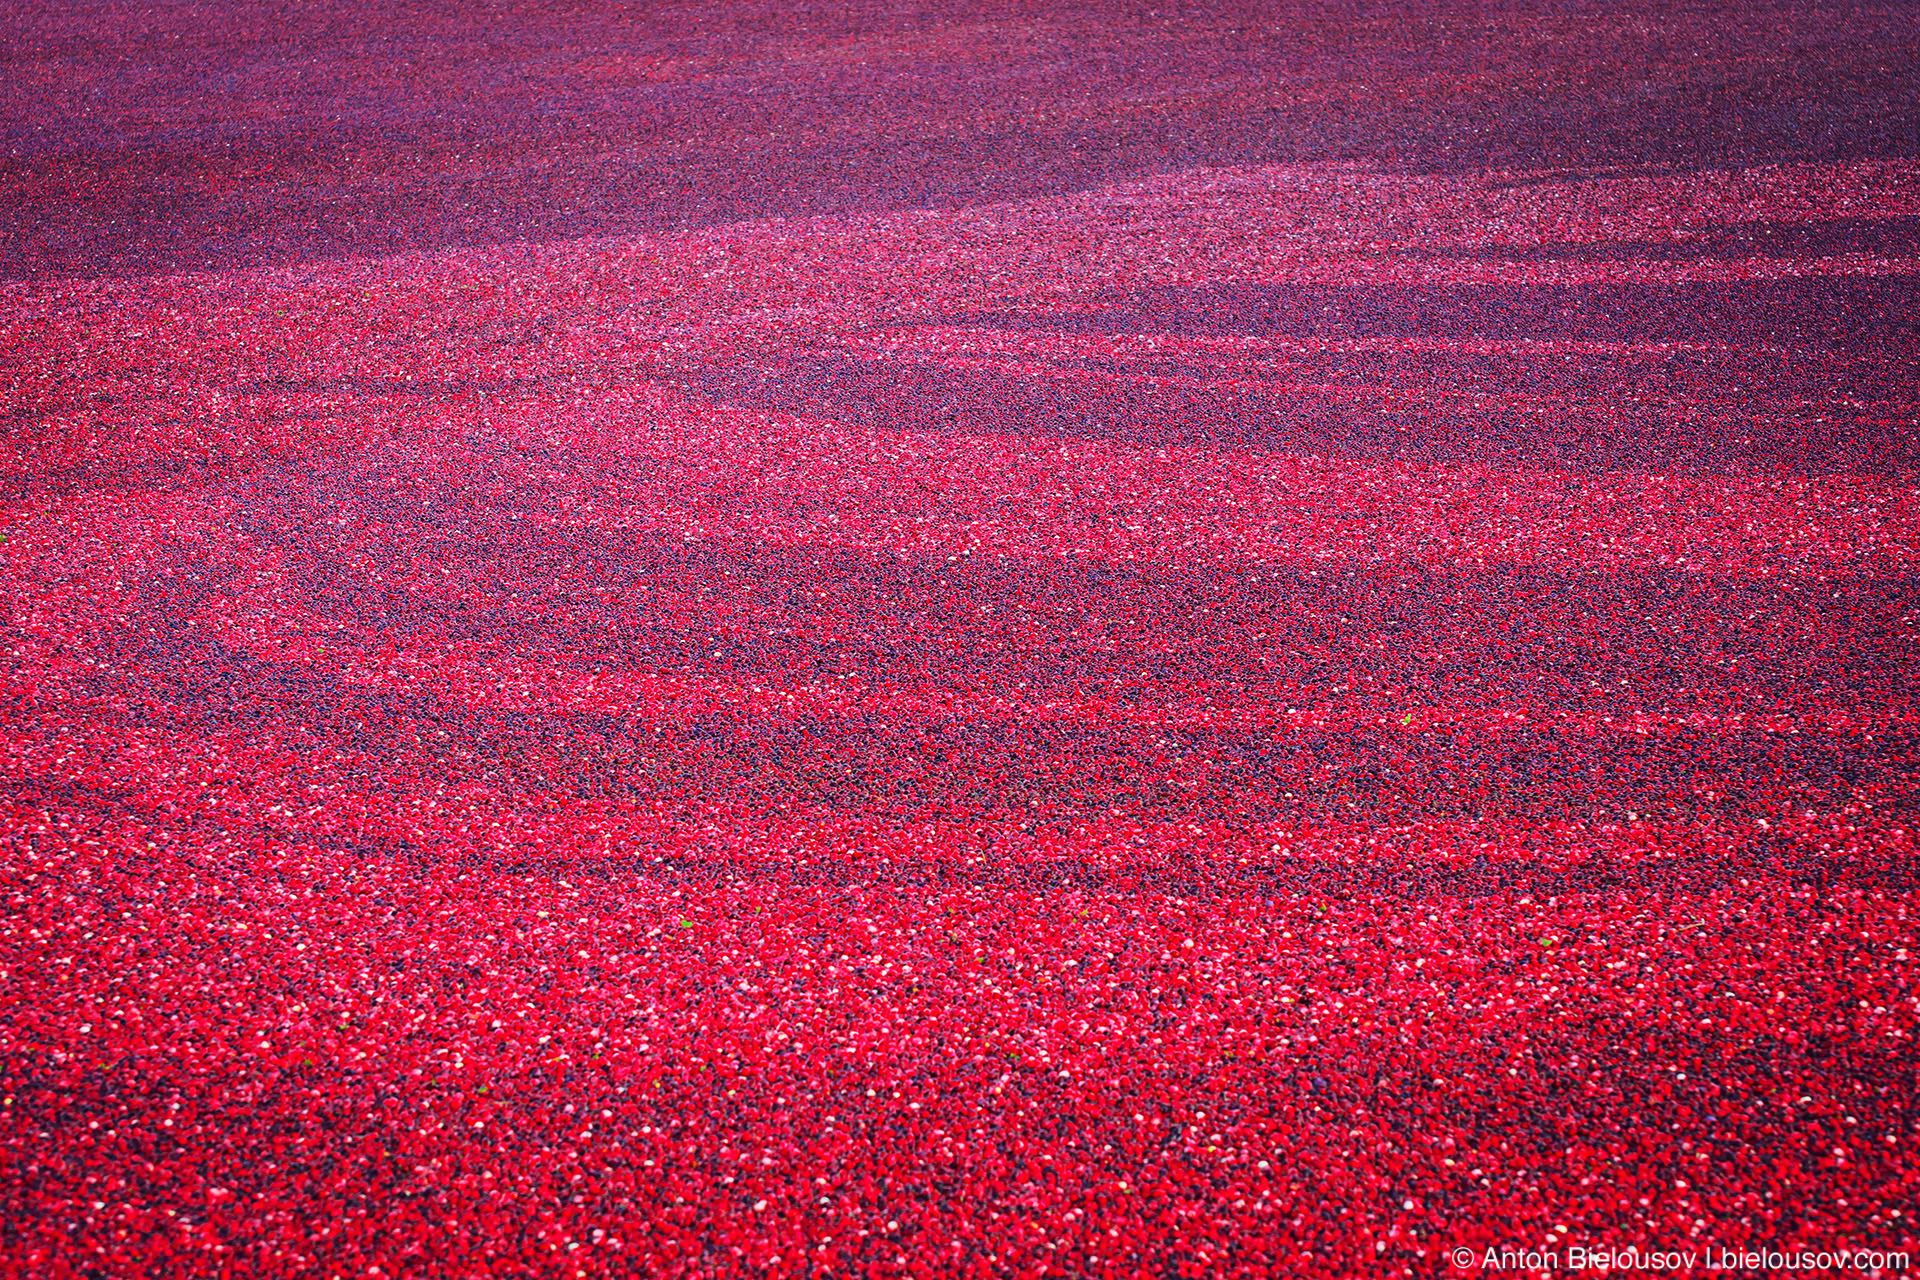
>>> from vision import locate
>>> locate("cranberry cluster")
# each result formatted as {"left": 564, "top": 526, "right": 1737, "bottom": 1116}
{"left": 5, "top": 158, "right": 1916, "bottom": 1274}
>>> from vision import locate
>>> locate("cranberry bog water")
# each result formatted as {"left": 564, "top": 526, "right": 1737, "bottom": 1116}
{"left": 3, "top": 3, "right": 1918, "bottom": 1276}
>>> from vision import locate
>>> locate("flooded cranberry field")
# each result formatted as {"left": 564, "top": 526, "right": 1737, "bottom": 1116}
{"left": 3, "top": 2, "right": 1918, "bottom": 1276}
